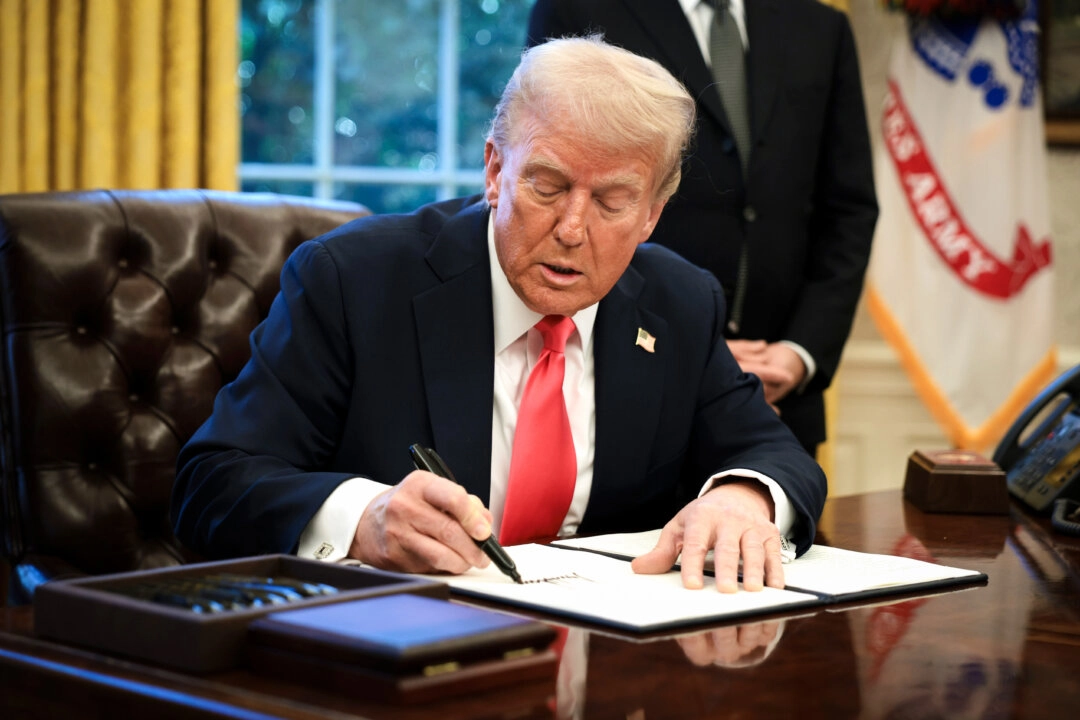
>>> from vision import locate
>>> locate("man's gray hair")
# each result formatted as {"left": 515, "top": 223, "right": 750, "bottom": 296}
{"left": 488, "top": 35, "right": 697, "bottom": 202}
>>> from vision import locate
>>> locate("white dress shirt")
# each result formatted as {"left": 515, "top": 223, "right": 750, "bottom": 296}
{"left": 297, "top": 214, "right": 796, "bottom": 561}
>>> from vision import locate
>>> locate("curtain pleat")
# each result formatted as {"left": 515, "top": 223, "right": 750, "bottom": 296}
{"left": 0, "top": 0, "right": 237, "bottom": 193}
{"left": 204, "top": 0, "right": 237, "bottom": 191}
{"left": 23, "top": 0, "right": 49, "bottom": 191}
{"left": 81, "top": 0, "right": 120, "bottom": 188}
{"left": 164, "top": 0, "right": 201, "bottom": 188}
{"left": 53, "top": 0, "right": 80, "bottom": 190}
{"left": 1, "top": 0, "right": 23, "bottom": 194}
{"left": 125, "top": 0, "right": 163, "bottom": 189}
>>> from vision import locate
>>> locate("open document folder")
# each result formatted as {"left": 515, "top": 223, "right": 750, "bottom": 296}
{"left": 420, "top": 532, "right": 987, "bottom": 633}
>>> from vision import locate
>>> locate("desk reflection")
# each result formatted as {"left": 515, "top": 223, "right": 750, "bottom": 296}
{"left": 547, "top": 610, "right": 857, "bottom": 719}
{"left": 5, "top": 492, "right": 1080, "bottom": 719}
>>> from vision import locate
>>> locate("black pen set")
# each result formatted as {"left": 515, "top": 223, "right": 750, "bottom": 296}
{"left": 108, "top": 573, "right": 339, "bottom": 613}
{"left": 409, "top": 443, "right": 524, "bottom": 584}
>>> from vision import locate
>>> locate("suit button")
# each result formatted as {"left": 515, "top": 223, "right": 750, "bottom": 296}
{"left": 743, "top": 205, "right": 757, "bottom": 222}
{"left": 721, "top": 137, "right": 735, "bottom": 154}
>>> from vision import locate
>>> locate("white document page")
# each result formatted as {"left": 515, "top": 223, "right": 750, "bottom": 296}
{"left": 553, "top": 530, "right": 983, "bottom": 597}
{"left": 422, "top": 543, "right": 820, "bottom": 632}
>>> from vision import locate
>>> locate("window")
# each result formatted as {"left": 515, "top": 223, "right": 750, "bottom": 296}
{"left": 239, "top": 0, "right": 530, "bottom": 213}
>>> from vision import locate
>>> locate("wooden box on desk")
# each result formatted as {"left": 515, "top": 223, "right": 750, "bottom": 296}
{"left": 33, "top": 555, "right": 447, "bottom": 673}
{"left": 903, "top": 449, "right": 1010, "bottom": 514}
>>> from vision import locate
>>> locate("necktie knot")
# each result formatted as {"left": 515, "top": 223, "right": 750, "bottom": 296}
{"left": 536, "top": 315, "right": 575, "bottom": 354}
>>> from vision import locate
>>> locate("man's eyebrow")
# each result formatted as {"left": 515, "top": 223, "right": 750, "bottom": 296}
{"left": 522, "top": 157, "right": 567, "bottom": 178}
{"left": 524, "top": 158, "right": 644, "bottom": 194}
{"left": 595, "top": 174, "right": 646, "bottom": 193}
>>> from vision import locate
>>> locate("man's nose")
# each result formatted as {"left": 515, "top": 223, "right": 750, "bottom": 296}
{"left": 555, "top": 191, "right": 588, "bottom": 246}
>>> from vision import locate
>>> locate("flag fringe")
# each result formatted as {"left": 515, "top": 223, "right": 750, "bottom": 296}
{"left": 865, "top": 283, "right": 1058, "bottom": 452}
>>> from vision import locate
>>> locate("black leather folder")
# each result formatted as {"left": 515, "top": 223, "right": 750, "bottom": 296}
{"left": 246, "top": 593, "right": 558, "bottom": 703}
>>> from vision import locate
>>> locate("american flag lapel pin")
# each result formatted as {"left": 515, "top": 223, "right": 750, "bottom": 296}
{"left": 635, "top": 327, "right": 656, "bottom": 353}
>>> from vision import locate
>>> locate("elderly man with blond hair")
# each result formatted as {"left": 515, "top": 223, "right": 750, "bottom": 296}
{"left": 172, "top": 36, "right": 826, "bottom": 594}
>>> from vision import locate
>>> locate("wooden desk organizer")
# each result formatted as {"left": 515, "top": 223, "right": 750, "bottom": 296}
{"left": 903, "top": 449, "right": 1010, "bottom": 514}
{"left": 33, "top": 555, "right": 447, "bottom": 673}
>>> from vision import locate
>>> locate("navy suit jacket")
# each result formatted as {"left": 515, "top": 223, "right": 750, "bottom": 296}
{"left": 171, "top": 196, "right": 827, "bottom": 559}
{"left": 527, "top": 0, "right": 879, "bottom": 450}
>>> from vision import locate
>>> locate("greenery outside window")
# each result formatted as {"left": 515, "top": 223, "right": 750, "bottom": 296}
{"left": 239, "top": 0, "right": 530, "bottom": 213}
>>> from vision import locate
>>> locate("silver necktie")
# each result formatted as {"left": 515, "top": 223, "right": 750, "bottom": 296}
{"left": 708, "top": 0, "right": 750, "bottom": 173}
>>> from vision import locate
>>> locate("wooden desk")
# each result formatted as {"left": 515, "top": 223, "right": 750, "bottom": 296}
{"left": 2, "top": 490, "right": 1079, "bottom": 719}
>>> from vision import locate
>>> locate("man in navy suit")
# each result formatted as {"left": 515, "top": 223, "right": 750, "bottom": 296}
{"left": 527, "top": 0, "right": 878, "bottom": 457}
{"left": 171, "top": 36, "right": 826, "bottom": 593}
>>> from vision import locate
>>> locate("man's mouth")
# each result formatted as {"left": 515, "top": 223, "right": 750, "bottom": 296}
{"left": 544, "top": 263, "right": 579, "bottom": 275}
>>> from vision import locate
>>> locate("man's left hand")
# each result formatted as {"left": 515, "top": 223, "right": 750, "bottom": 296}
{"left": 631, "top": 480, "right": 784, "bottom": 592}
{"left": 677, "top": 619, "right": 784, "bottom": 668}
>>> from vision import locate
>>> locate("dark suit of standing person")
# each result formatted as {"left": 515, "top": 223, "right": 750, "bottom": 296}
{"left": 171, "top": 36, "right": 827, "bottom": 593}
{"left": 527, "top": 0, "right": 878, "bottom": 456}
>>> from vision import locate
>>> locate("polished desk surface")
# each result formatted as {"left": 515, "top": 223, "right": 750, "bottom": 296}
{"left": 2, "top": 490, "right": 1080, "bottom": 719}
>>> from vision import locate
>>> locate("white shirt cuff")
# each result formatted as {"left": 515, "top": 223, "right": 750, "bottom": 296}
{"left": 296, "top": 477, "right": 389, "bottom": 562}
{"left": 700, "top": 469, "right": 797, "bottom": 563}
{"left": 778, "top": 340, "right": 815, "bottom": 393}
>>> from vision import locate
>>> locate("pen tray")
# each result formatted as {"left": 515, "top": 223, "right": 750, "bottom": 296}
{"left": 33, "top": 554, "right": 448, "bottom": 673}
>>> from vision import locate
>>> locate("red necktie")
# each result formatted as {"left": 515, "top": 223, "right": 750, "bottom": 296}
{"left": 500, "top": 315, "right": 577, "bottom": 546}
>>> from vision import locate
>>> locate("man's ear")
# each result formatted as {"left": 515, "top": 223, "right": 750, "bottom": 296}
{"left": 484, "top": 140, "right": 501, "bottom": 208}
{"left": 639, "top": 198, "right": 668, "bottom": 244}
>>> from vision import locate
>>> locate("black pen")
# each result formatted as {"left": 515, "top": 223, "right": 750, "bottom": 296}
{"left": 408, "top": 443, "right": 523, "bottom": 584}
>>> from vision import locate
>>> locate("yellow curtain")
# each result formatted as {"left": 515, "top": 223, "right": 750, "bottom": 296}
{"left": 0, "top": 0, "right": 237, "bottom": 193}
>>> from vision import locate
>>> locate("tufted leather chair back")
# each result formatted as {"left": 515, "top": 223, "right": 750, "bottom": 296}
{"left": 0, "top": 189, "right": 369, "bottom": 604}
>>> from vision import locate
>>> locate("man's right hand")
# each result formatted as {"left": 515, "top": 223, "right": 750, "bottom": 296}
{"left": 727, "top": 339, "right": 804, "bottom": 410}
{"left": 349, "top": 470, "right": 494, "bottom": 574}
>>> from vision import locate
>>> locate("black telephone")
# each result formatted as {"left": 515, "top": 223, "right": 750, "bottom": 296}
{"left": 993, "top": 364, "right": 1080, "bottom": 532}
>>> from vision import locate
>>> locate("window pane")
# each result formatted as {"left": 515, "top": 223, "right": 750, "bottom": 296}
{"left": 333, "top": 1, "right": 440, "bottom": 168}
{"left": 335, "top": 183, "right": 438, "bottom": 215}
{"left": 459, "top": 0, "right": 529, "bottom": 168}
{"left": 240, "top": 0, "right": 317, "bottom": 164}
{"left": 241, "top": 179, "right": 315, "bottom": 197}
{"left": 455, "top": 182, "right": 485, "bottom": 198}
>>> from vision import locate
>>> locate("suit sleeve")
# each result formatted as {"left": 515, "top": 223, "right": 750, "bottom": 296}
{"left": 171, "top": 240, "right": 357, "bottom": 559}
{"left": 783, "top": 12, "right": 878, "bottom": 394}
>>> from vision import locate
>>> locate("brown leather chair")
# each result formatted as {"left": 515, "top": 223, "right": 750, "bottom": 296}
{"left": 0, "top": 189, "right": 369, "bottom": 605}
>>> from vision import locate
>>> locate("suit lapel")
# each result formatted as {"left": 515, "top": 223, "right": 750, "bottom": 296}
{"left": 412, "top": 202, "right": 496, "bottom": 501}
{"left": 586, "top": 264, "right": 667, "bottom": 524}
{"left": 623, "top": 0, "right": 730, "bottom": 133}
{"left": 746, "top": 0, "right": 788, "bottom": 147}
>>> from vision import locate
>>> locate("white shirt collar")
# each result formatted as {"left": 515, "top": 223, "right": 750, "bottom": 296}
{"left": 487, "top": 213, "right": 597, "bottom": 355}
{"left": 681, "top": 0, "right": 745, "bottom": 20}
{"left": 682, "top": 0, "right": 747, "bottom": 50}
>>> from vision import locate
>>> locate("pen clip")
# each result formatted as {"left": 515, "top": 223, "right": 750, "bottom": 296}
{"left": 408, "top": 443, "right": 457, "bottom": 483}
